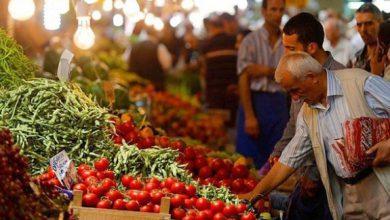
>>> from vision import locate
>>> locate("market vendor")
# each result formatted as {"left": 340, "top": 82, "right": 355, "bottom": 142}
{"left": 239, "top": 51, "right": 390, "bottom": 220}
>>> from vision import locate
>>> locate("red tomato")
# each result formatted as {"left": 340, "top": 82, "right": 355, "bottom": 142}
{"left": 210, "top": 200, "right": 225, "bottom": 214}
{"left": 113, "top": 199, "right": 127, "bottom": 210}
{"left": 101, "top": 178, "right": 116, "bottom": 193}
{"left": 136, "top": 191, "right": 151, "bottom": 206}
{"left": 195, "top": 157, "right": 208, "bottom": 169}
{"left": 126, "top": 200, "right": 140, "bottom": 211}
{"left": 183, "top": 215, "right": 196, "bottom": 220}
{"left": 140, "top": 205, "right": 153, "bottom": 212}
{"left": 153, "top": 204, "right": 160, "bottom": 213}
{"left": 172, "top": 208, "right": 186, "bottom": 219}
{"left": 236, "top": 203, "right": 247, "bottom": 214}
{"left": 231, "top": 178, "right": 244, "bottom": 193}
{"left": 187, "top": 209, "right": 198, "bottom": 217}
{"left": 148, "top": 177, "right": 161, "bottom": 186}
{"left": 185, "top": 185, "right": 197, "bottom": 197}
{"left": 47, "top": 167, "right": 56, "bottom": 178}
{"left": 244, "top": 179, "right": 257, "bottom": 191}
{"left": 105, "top": 190, "right": 124, "bottom": 202}
{"left": 184, "top": 147, "right": 196, "bottom": 160}
{"left": 197, "top": 210, "right": 212, "bottom": 220}
{"left": 48, "top": 178, "right": 61, "bottom": 187}
{"left": 82, "top": 193, "right": 99, "bottom": 207}
{"left": 184, "top": 198, "right": 194, "bottom": 209}
{"left": 127, "top": 190, "right": 139, "bottom": 200}
{"left": 240, "top": 212, "right": 256, "bottom": 220}
{"left": 171, "top": 140, "right": 185, "bottom": 152}
{"left": 145, "top": 182, "right": 159, "bottom": 192}
{"left": 163, "top": 177, "right": 177, "bottom": 189}
{"left": 88, "top": 184, "right": 104, "bottom": 196}
{"left": 129, "top": 179, "right": 144, "bottom": 190}
{"left": 81, "top": 170, "right": 97, "bottom": 180}
{"left": 96, "top": 199, "right": 112, "bottom": 209}
{"left": 232, "top": 165, "right": 249, "bottom": 179}
{"left": 103, "top": 170, "right": 115, "bottom": 180}
{"left": 215, "top": 169, "right": 230, "bottom": 180}
{"left": 198, "top": 166, "right": 213, "bottom": 179}
{"left": 222, "top": 159, "right": 233, "bottom": 171}
{"left": 84, "top": 176, "right": 99, "bottom": 186}
{"left": 195, "top": 198, "right": 210, "bottom": 211}
{"left": 210, "top": 158, "right": 225, "bottom": 171}
{"left": 121, "top": 175, "right": 134, "bottom": 188}
{"left": 77, "top": 164, "right": 91, "bottom": 175}
{"left": 213, "top": 213, "right": 227, "bottom": 220}
{"left": 170, "top": 194, "right": 184, "bottom": 208}
{"left": 96, "top": 171, "right": 106, "bottom": 180}
{"left": 150, "top": 191, "right": 164, "bottom": 204}
{"left": 202, "top": 209, "right": 214, "bottom": 219}
{"left": 222, "top": 204, "right": 237, "bottom": 217}
{"left": 94, "top": 158, "right": 110, "bottom": 171}
{"left": 171, "top": 182, "right": 186, "bottom": 194}
{"left": 73, "top": 183, "right": 88, "bottom": 194}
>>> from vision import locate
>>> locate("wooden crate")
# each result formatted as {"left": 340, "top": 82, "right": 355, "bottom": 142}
{"left": 71, "top": 190, "right": 171, "bottom": 220}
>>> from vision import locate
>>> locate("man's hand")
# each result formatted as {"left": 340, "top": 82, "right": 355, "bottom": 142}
{"left": 245, "top": 116, "right": 260, "bottom": 138}
{"left": 238, "top": 192, "right": 255, "bottom": 200}
{"left": 366, "top": 139, "right": 390, "bottom": 166}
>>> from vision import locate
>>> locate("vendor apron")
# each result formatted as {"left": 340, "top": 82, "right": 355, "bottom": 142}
{"left": 236, "top": 91, "right": 289, "bottom": 168}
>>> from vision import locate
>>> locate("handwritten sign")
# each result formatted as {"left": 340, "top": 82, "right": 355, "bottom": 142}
{"left": 49, "top": 150, "right": 77, "bottom": 189}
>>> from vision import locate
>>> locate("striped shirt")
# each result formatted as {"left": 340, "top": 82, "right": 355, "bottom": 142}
{"left": 237, "top": 26, "right": 284, "bottom": 92}
{"left": 279, "top": 69, "right": 390, "bottom": 178}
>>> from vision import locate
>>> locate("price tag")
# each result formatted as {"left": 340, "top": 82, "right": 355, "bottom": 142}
{"left": 57, "top": 49, "right": 74, "bottom": 82}
{"left": 49, "top": 150, "right": 77, "bottom": 189}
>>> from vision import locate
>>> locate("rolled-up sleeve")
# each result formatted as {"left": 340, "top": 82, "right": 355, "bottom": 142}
{"left": 237, "top": 35, "right": 256, "bottom": 75}
{"left": 364, "top": 76, "right": 390, "bottom": 117}
{"left": 279, "top": 108, "right": 313, "bottom": 169}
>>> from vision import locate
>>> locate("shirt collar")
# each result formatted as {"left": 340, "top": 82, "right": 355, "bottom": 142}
{"left": 323, "top": 51, "right": 335, "bottom": 69}
{"left": 259, "top": 26, "right": 282, "bottom": 50}
{"left": 310, "top": 69, "right": 343, "bottom": 110}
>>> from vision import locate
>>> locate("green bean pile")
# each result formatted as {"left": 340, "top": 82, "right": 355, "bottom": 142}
{"left": 0, "top": 29, "right": 37, "bottom": 90}
{"left": 0, "top": 78, "right": 117, "bottom": 175}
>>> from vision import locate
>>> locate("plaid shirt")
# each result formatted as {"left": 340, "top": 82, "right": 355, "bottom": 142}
{"left": 353, "top": 46, "right": 371, "bottom": 72}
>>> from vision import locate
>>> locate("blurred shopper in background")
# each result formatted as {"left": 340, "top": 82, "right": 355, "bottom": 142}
{"left": 353, "top": 3, "right": 384, "bottom": 75}
{"left": 128, "top": 26, "right": 172, "bottom": 90}
{"left": 323, "top": 17, "right": 354, "bottom": 66}
{"left": 236, "top": 0, "right": 288, "bottom": 169}
{"left": 220, "top": 12, "right": 240, "bottom": 36}
{"left": 200, "top": 16, "right": 238, "bottom": 127}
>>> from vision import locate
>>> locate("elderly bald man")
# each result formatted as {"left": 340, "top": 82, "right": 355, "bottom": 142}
{"left": 239, "top": 51, "right": 390, "bottom": 220}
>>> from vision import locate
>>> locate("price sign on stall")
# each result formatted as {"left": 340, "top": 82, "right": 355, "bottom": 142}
{"left": 50, "top": 150, "right": 77, "bottom": 189}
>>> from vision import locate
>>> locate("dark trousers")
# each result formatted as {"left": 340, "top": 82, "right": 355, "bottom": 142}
{"left": 236, "top": 92, "right": 289, "bottom": 168}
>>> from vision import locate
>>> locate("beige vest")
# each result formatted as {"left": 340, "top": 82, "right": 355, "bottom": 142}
{"left": 302, "top": 68, "right": 390, "bottom": 220}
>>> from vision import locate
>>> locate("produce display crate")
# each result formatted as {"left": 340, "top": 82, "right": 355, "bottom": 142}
{"left": 71, "top": 190, "right": 171, "bottom": 220}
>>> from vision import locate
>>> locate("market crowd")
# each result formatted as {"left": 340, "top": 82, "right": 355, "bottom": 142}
{"left": 127, "top": 1, "right": 390, "bottom": 219}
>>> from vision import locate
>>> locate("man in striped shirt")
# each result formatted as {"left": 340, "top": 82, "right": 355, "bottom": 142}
{"left": 236, "top": 0, "right": 288, "bottom": 169}
{"left": 239, "top": 52, "right": 390, "bottom": 219}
